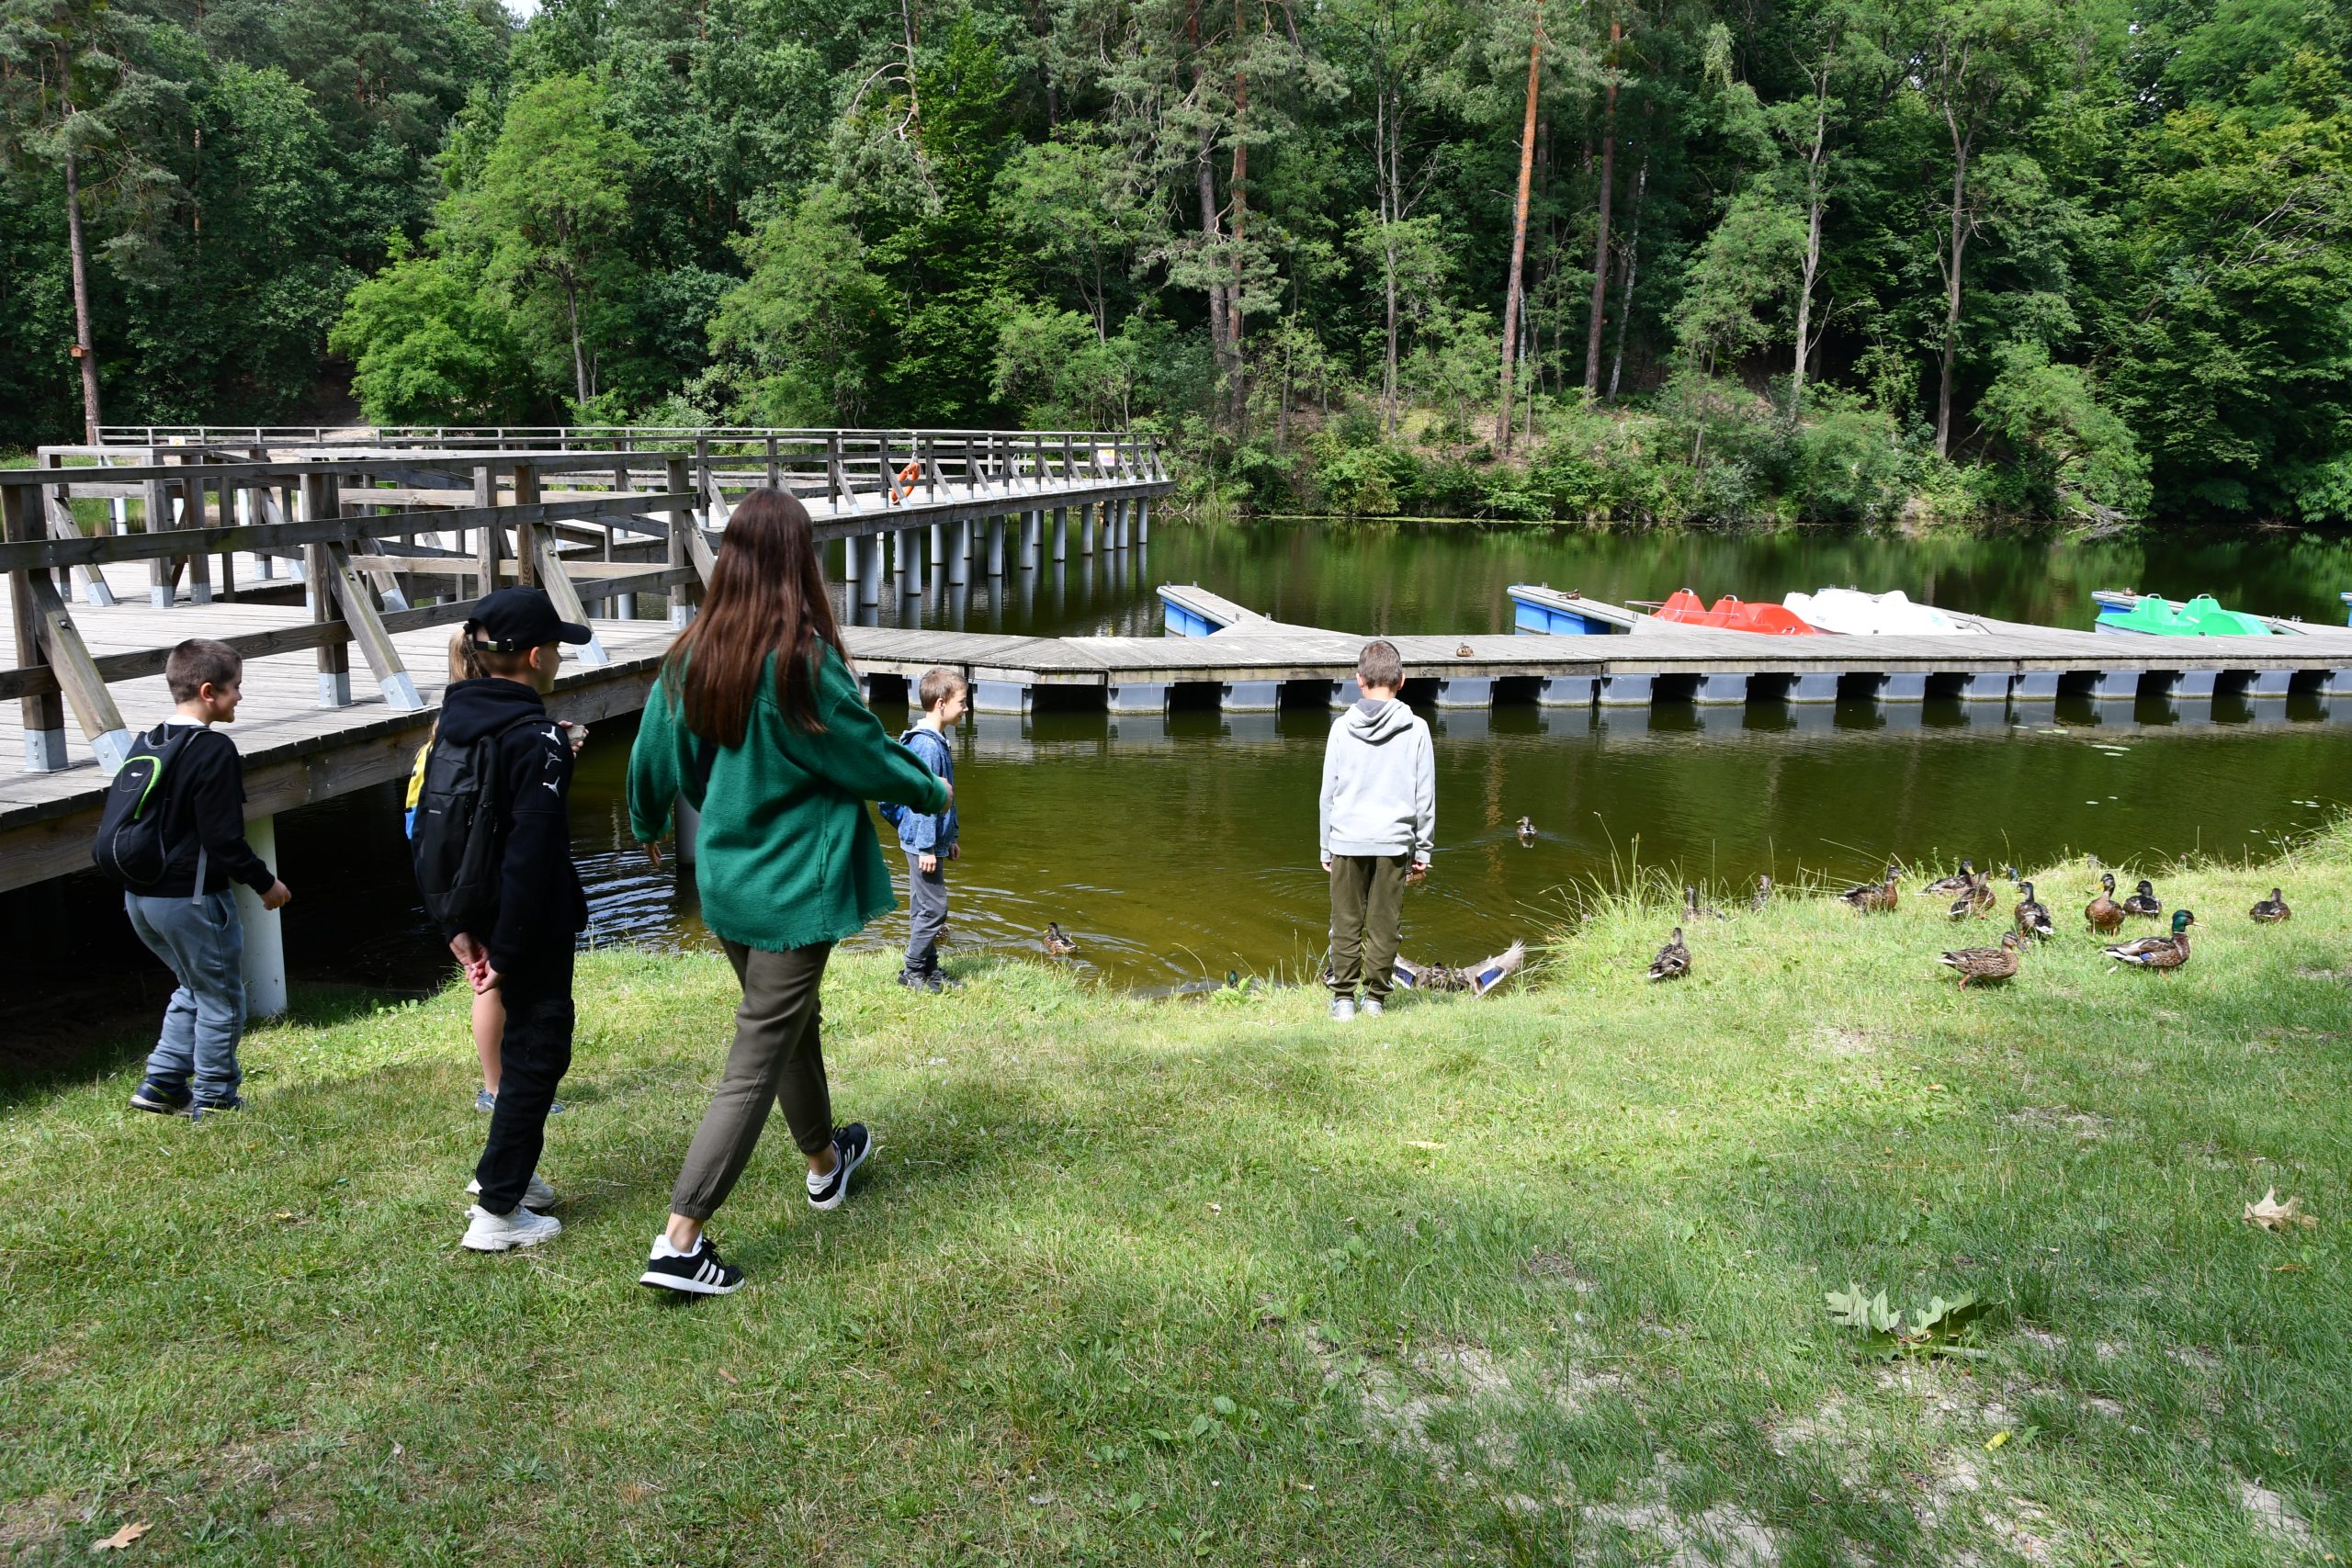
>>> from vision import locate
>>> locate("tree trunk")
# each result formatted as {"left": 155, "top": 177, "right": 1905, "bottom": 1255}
{"left": 1198, "top": 131, "right": 1230, "bottom": 397}
{"left": 1581, "top": 17, "right": 1621, "bottom": 396}
{"left": 63, "top": 149, "right": 102, "bottom": 444}
{"left": 1495, "top": 9, "right": 1542, "bottom": 451}
{"left": 1377, "top": 85, "right": 1400, "bottom": 437}
{"left": 1608, "top": 152, "right": 1647, "bottom": 401}
{"left": 1791, "top": 71, "right": 1829, "bottom": 411}
{"left": 565, "top": 285, "right": 592, "bottom": 408}
{"left": 1229, "top": 3, "right": 1250, "bottom": 431}
{"left": 1936, "top": 141, "right": 1969, "bottom": 458}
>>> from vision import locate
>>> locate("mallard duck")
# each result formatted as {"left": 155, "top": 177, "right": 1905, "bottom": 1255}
{"left": 2001, "top": 863, "right": 2023, "bottom": 890}
{"left": 1646, "top": 928, "right": 1690, "bottom": 981}
{"left": 1924, "top": 858, "right": 1978, "bottom": 898}
{"left": 2013, "top": 881, "right": 2054, "bottom": 941}
{"left": 2251, "top": 887, "right": 2291, "bottom": 923}
{"left": 1948, "top": 872, "right": 1997, "bottom": 920}
{"left": 1516, "top": 816, "right": 1536, "bottom": 844}
{"left": 1455, "top": 642, "right": 1476, "bottom": 658}
{"left": 1751, "top": 874, "right": 1773, "bottom": 911}
{"left": 1839, "top": 863, "right": 1902, "bottom": 913}
{"left": 1939, "top": 931, "right": 2023, "bottom": 987}
{"left": 1044, "top": 922, "right": 1077, "bottom": 956}
{"left": 1396, "top": 942, "right": 1525, "bottom": 996}
{"left": 1684, "top": 884, "right": 1724, "bottom": 921}
{"left": 2085, "top": 873, "right": 2127, "bottom": 935}
{"left": 2123, "top": 878, "right": 2163, "bottom": 919}
{"left": 2106, "top": 908, "right": 2194, "bottom": 970}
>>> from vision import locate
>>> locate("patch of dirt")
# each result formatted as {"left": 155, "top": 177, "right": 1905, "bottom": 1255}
{"left": 0, "top": 1492, "right": 85, "bottom": 1553}
{"left": 1579, "top": 1457, "right": 1781, "bottom": 1567}
{"left": 2238, "top": 1479, "right": 2320, "bottom": 1554}
{"left": 1526, "top": 1249, "right": 1600, "bottom": 1293}
{"left": 2015, "top": 1326, "right": 2067, "bottom": 1352}
{"left": 2006, "top": 1107, "right": 2118, "bottom": 1141}
{"left": 1807, "top": 1026, "right": 1879, "bottom": 1058}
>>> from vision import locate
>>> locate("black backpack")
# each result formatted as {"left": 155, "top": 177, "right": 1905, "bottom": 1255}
{"left": 91, "top": 724, "right": 208, "bottom": 890}
{"left": 411, "top": 715, "right": 546, "bottom": 931}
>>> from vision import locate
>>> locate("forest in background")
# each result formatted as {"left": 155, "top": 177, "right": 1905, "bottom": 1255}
{"left": 1, "top": 0, "right": 2347, "bottom": 526}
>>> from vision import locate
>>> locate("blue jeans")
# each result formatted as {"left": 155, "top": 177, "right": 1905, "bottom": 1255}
{"left": 126, "top": 889, "right": 247, "bottom": 1101}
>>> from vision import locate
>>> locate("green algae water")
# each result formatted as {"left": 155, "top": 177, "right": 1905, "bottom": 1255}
{"left": 14, "top": 519, "right": 2352, "bottom": 1044}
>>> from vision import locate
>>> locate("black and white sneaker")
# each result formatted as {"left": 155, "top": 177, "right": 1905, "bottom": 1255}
{"left": 806, "top": 1122, "right": 873, "bottom": 1211}
{"left": 130, "top": 1081, "right": 191, "bottom": 1115}
{"left": 639, "top": 1239, "right": 744, "bottom": 1296}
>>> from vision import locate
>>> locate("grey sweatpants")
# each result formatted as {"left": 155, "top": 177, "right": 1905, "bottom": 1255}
{"left": 668, "top": 941, "right": 835, "bottom": 1222}
{"left": 126, "top": 888, "right": 247, "bottom": 1100}
{"left": 903, "top": 850, "right": 948, "bottom": 972}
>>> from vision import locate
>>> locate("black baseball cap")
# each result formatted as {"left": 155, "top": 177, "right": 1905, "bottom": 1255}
{"left": 467, "top": 586, "right": 592, "bottom": 653}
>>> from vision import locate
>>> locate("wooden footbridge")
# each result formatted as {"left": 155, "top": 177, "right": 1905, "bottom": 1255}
{"left": 2, "top": 427, "right": 1170, "bottom": 910}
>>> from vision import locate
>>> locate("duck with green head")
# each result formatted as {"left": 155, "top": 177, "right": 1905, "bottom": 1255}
{"left": 2106, "top": 908, "right": 2195, "bottom": 970}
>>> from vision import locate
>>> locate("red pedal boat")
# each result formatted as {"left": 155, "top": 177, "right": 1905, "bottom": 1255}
{"left": 1649, "top": 589, "right": 1823, "bottom": 636}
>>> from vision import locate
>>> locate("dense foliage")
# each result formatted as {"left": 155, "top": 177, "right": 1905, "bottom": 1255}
{"left": 3, "top": 0, "right": 2348, "bottom": 524}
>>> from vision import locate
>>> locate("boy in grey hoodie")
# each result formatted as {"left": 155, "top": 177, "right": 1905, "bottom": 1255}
{"left": 1318, "top": 639, "right": 1435, "bottom": 1021}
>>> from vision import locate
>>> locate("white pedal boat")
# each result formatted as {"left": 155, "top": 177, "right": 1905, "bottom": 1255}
{"left": 1781, "top": 588, "right": 1987, "bottom": 636}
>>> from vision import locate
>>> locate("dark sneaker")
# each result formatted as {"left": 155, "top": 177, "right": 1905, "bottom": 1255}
{"left": 130, "top": 1081, "right": 191, "bottom": 1115}
{"left": 189, "top": 1093, "right": 245, "bottom": 1118}
{"left": 806, "top": 1123, "right": 873, "bottom": 1211}
{"left": 897, "top": 967, "right": 937, "bottom": 992}
{"left": 924, "top": 964, "right": 961, "bottom": 991}
{"left": 639, "top": 1238, "right": 745, "bottom": 1296}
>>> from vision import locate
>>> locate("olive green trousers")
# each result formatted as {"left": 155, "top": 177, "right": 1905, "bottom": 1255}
{"left": 1328, "top": 853, "right": 1409, "bottom": 1001}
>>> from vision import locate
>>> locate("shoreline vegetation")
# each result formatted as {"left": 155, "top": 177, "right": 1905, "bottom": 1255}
{"left": 6, "top": 828, "right": 2348, "bottom": 1561}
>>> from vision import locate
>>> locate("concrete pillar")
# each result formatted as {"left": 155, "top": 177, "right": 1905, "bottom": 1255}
{"left": 232, "top": 815, "right": 288, "bottom": 1019}
{"left": 1114, "top": 500, "right": 1132, "bottom": 548}
{"left": 1051, "top": 507, "right": 1068, "bottom": 562}
{"left": 616, "top": 592, "right": 637, "bottom": 620}
{"left": 1021, "top": 512, "right": 1041, "bottom": 570}
{"left": 1952, "top": 671, "right": 2009, "bottom": 702}
{"left": 2325, "top": 668, "right": 2352, "bottom": 697}
{"left": 857, "top": 535, "right": 882, "bottom": 607}
{"left": 1434, "top": 677, "right": 1494, "bottom": 708}
{"left": 1877, "top": 672, "right": 1928, "bottom": 702}
{"left": 1136, "top": 499, "right": 1150, "bottom": 543}
{"left": 676, "top": 795, "right": 701, "bottom": 866}
{"left": 842, "top": 532, "right": 862, "bottom": 587}
{"left": 1692, "top": 671, "right": 1749, "bottom": 705}
{"left": 929, "top": 523, "right": 944, "bottom": 562}
{"left": 1222, "top": 680, "right": 1281, "bottom": 712}
{"left": 1106, "top": 682, "right": 1168, "bottom": 714}
{"left": 974, "top": 678, "right": 1030, "bottom": 715}
{"left": 1598, "top": 673, "right": 1654, "bottom": 707}
{"left": 1536, "top": 676, "right": 1598, "bottom": 706}
{"left": 1079, "top": 502, "right": 1095, "bottom": 556}
{"left": 897, "top": 527, "right": 921, "bottom": 595}
{"left": 987, "top": 517, "right": 1006, "bottom": 575}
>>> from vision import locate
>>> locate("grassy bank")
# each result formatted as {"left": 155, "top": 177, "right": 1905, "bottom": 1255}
{"left": 5, "top": 839, "right": 2350, "bottom": 1564}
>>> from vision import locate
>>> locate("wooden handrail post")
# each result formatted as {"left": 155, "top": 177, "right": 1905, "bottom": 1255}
{"left": 183, "top": 462, "right": 214, "bottom": 605}
{"left": 513, "top": 462, "right": 540, "bottom": 587}
{"left": 765, "top": 435, "right": 781, "bottom": 491}
{"left": 143, "top": 466, "right": 174, "bottom": 607}
{"left": 471, "top": 465, "right": 498, "bottom": 598}
{"left": 665, "top": 456, "right": 704, "bottom": 627}
{"left": 827, "top": 434, "right": 845, "bottom": 512}
{"left": 322, "top": 540, "right": 426, "bottom": 707}
{"left": 6, "top": 486, "right": 68, "bottom": 771}
{"left": 301, "top": 471, "right": 352, "bottom": 707}
{"left": 42, "top": 454, "right": 113, "bottom": 607}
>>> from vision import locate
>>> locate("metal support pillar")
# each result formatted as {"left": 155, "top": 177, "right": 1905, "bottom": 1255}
{"left": 1105, "top": 681, "right": 1168, "bottom": 715}
{"left": 1136, "top": 499, "right": 1150, "bottom": 543}
{"left": 1051, "top": 507, "right": 1068, "bottom": 562}
{"left": 1434, "top": 677, "right": 1494, "bottom": 708}
{"left": 947, "top": 519, "right": 970, "bottom": 586}
{"left": 1786, "top": 672, "right": 1839, "bottom": 704}
{"left": 2169, "top": 669, "right": 2217, "bottom": 699}
{"left": 1693, "top": 671, "right": 1749, "bottom": 705}
{"left": 2013, "top": 671, "right": 2062, "bottom": 701}
{"left": 1536, "top": 676, "right": 1598, "bottom": 706}
{"left": 987, "top": 517, "right": 1006, "bottom": 575}
{"left": 1598, "top": 673, "right": 1654, "bottom": 707}
{"left": 1079, "top": 502, "right": 1095, "bottom": 556}
{"left": 232, "top": 815, "right": 288, "bottom": 1018}
{"left": 2245, "top": 669, "right": 2291, "bottom": 697}
{"left": 1021, "top": 511, "right": 1041, "bottom": 570}
{"left": 973, "top": 679, "right": 1030, "bottom": 715}
{"left": 1222, "top": 681, "right": 1281, "bottom": 712}
{"left": 858, "top": 534, "right": 883, "bottom": 607}
{"left": 1952, "top": 671, "right": 2009, "bottom": 702}
{"left": 2091, "top": 669, "right": 2139, "bottom": 703}
{"left": 1876, "top": 672, "right": 1928, "bottom": 702}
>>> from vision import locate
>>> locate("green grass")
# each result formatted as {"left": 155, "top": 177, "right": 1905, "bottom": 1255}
{"left": 6, "top": 837, "right": 2350, "bottom": 1565}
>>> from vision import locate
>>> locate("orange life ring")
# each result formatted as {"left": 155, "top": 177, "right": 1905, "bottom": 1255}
{"left": 889, "top": 459, "right": 922, "bottom": 502}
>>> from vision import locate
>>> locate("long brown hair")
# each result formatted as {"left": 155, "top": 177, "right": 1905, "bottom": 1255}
{"left": 661, "top": 488, "right": 849, "bottom": 744}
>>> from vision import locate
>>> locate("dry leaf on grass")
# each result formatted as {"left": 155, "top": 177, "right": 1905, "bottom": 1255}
{"left": 90, "top": 1521, "right": 150, "bottom": 1551}
{"left": 2243, "top": 1189, "right": 2317, "bottom": 1231}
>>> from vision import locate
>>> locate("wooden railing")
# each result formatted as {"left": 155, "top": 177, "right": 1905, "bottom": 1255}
{"left": 9, "top": 432, "right": 1170, "bottom": 778}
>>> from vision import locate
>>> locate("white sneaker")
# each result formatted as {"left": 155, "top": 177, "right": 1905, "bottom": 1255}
{"left": 1361, "top": 997, "right": 1385, "bottom": 1019}
{"left": 1330, "top": 997, "right": 1356, "bottom": 1022}
{"left": 461, "top": 1203, "right": 561, "bottom": 1252}
{"left": 467, "top": 1171, "right": 557, "bottom": 1211}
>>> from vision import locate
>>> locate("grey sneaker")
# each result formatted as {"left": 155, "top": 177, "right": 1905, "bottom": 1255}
{"left": 461, "top": 1204, "right": 561, "bottom": 1252}
{"left": 1330, "top": 997, "right": 1357, "bottom": 1023}
{"left": 1361, "top": 997, "right": 1385, "bottom": 1019}
{"left": 477, "top": 1088, "right": 563, "bottom": 1114}
{"left": 468, "top": 1171, "right": 557, "bottom": 1211}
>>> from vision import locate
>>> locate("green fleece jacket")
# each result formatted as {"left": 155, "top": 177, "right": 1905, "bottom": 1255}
{"left": 627, "top": 641, "right": 949, "bottom": 952}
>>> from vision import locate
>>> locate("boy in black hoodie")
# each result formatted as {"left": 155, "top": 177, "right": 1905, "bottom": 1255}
{"left": 431, "top": 587, "right": 592, "bottom": 1253}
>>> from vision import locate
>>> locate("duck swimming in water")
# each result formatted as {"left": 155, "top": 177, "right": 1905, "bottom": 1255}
{"left": 1044, "top": 922, "right": 1076, "bottom": 956}
{"left": 1516, "top": 816, "right": 1536, "bottom": 844}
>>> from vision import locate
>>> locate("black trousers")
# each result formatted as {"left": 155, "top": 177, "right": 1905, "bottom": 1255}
{"left": 473, "top": 946, "right": 575, "bottom": 1215}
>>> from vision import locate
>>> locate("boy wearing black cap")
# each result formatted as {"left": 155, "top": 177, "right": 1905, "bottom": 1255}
{"left": 432, "top": 587, "right": 593, "bottom": 1253}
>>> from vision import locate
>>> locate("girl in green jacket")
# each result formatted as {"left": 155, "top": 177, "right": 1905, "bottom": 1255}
{"left": 627, "top": 489, "right": 949, "bottom": 1296}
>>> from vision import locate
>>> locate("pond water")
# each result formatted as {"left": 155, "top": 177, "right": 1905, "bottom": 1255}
{"left": 12, "top": 519, "right": 2352, "bottom": 1051}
